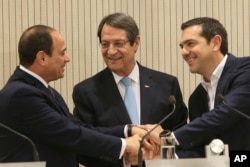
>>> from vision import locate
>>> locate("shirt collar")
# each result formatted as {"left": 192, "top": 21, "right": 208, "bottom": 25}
{"left": 201, "top": 54, "right": 228, "bottom": 87}
{"left": 113, "top": 63, "right": 139, "bottom": 84}
{"left": 19, "top": 65, "right": 49, "bottom": 88}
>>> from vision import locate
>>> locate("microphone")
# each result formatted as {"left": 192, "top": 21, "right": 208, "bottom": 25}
{"left": 217, "top": 94, "right": 250, "bottom": 120}
{"left": 137, "top": 95, "right": 176, "bottom": 167}
{"left": 0, "top": 122, "right": 40, "bottom": 161}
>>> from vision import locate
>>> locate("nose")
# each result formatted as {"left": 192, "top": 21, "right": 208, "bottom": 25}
{"left": 65, "top": 53, "right": 70, "bottom": 62}
{"left": 107, "top": 44, "right": 118, "bottom": 55}
{"left": 181, "top": 46, "right": 190, "bottom": 58}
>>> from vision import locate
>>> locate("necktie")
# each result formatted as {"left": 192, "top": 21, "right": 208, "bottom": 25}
{"left": 121, "top": 77, "right": 139, "bottom": 124}
{"left": 48, "top": 86, "right": 55, "bottom": 98}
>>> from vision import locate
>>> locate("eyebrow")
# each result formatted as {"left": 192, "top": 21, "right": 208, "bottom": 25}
{"left": 179, "top": 39, "right": 196, "bottom": 47}
{"left": 101, "top": 39, "right": 128, "bottom": 42}
{"left": 59, "top": 48, "right": 67, "bottom": 54}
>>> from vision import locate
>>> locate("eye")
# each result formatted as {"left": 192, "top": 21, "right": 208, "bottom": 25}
{"left": 115, "top": 41, "right": 125, "bottom": 48}
{"left": 114, "top": 40, "right": 129, "bottom": 48}
{"left": 61, "top": 49, "right": 67, "bottom": 56}
{"left": 187, "top": 40, "right": 197, "bottom": 48}
{"left": 100, "top": 42, "right": 109, "bottom": 49}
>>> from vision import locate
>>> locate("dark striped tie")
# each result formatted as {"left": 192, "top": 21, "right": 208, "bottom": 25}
{"left": 48, "top": 86, "right": 55, "bottom": 98}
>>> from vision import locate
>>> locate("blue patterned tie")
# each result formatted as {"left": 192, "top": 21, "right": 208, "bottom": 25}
{"left": 121, "top": 77, "right": 139, "bottom": 124}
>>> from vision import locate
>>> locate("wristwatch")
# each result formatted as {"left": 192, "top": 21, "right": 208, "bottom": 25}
{"left": 209, "top": 139, "right": 225, "bottom": 155}
{"left": 127, "top": 124, "right": 136, "bottom": 137}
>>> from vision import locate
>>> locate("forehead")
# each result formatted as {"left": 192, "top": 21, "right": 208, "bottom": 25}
{"left": 182, "top": 25, "right": 202, "bottom": 38}
{"left": 180, "top": 25, "right": 203, "bottom": 43}
{"left": 51, "top": 31, "right": 65, "bottom": 49}
{"left": 101, "top": 24, "right": 127, "bottom": 40}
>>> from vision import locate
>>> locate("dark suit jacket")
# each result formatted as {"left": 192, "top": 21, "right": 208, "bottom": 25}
{"left": 174, "top": 54, "right": 250, "bottom": 158}
{"left": 73, "top": 63, "right": 188, "bottom": 166}
{"left": 0, "top": 67, "right": 126, "bottom": 167}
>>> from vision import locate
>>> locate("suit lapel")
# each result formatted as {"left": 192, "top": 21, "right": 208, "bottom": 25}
{"left": 14, "top": 67, "right": 70, "bottom": 116}
{"left": 36, "top": 82, "right": 70, "bottom": 116}
{"left": 138, "top": 66, "right": 156, "bottom": 124}
{"left": 99, "top": 68, "right": 132, "bottom": 124}
{"left": 98, "top": 66, "right": 156, "bottom": 124}
{"left": 49, "top": 87, "right": 71, "bottom": 116}
{"left": 215, "top": 54, "right": 235, "bottom": 107}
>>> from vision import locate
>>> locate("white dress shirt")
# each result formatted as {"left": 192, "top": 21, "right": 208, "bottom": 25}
{"left": 112, "top": 62, "right": 140, "bottom": 166}
{"left": 112, "top": 62, "right": 141, "bottom": 124}
{"left": 201, "top": 54, "right": 228, "bottom": 110}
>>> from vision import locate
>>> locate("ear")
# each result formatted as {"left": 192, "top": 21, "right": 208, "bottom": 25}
{"left": 211, "top": 35, "right": 222, "bottom": 51}
{"left": 36, "top": 51, "right": 47, "bottom": 66}
{"left": 133, "top": 35, "right": 140, "bottom": 53}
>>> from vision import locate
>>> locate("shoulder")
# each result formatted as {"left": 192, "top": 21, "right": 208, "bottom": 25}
{"left": 73, "top": 68, "right": 113, "bottom": 94}
{"left": 227, "top": 53, "right": 250, "bottom": 68}
{"left": 75, "top": 68, "right": 110, "bottom": 84}
{"left": 139, "top": 64, "right": 178, "bottom": 82}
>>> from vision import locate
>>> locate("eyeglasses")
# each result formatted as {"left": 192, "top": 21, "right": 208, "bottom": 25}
{"left": 100, "top": 40, "right": 130, "bottom": 50}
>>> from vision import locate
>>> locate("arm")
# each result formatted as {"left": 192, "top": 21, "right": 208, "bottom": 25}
{"left": 8, "top": 86, "right": 126, "bottom": 162}
{"left": 175, "top": 65, "right": 250, "bottom": 150}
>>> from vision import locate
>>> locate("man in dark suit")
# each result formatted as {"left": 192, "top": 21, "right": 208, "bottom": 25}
{"left": 0, "top": 25, "right": 156, "bottom": 167}
{"left": 73, "top": 13, "right": 188, "bottom": 166}
{"left": 172, "top": 17, "right": 250, "bottom": 157}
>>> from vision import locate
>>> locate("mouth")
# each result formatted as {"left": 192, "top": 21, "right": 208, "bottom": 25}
{"left": 185, "top": 56, "right": 196, "bottom": 66}
{"left": 62, "top": 65, "right": 66, "bottom": 71}
{"left": 187, "top": 58, "right": 194, "bottom": 65}
{"left": 107, "top": 56, "right": 122, "bottom": 62}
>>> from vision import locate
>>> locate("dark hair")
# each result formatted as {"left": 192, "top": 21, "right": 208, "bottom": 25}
{"left": 181, "top": 17, "right": 228, "bottom": 55}
{"left": 18, "top": 25, "right": 55, "bottom": 66}
{"left": 97, "top": 13, "right": 139, "bottom": 45}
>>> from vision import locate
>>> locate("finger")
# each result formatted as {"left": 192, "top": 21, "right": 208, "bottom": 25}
{"left": 142, "top": 139, "right": 154, "bottom": 151}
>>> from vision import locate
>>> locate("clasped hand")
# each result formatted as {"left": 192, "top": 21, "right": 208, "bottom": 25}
{"left": 124, "top": 124, "right": 163, "bottom": 165}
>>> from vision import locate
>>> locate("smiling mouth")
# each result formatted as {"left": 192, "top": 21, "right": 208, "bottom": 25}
{"left": 108, "top": 56, "right": 122, "bottom": 61}
{"left": 186, "top": 56, "right": 196, "bottom": 65}
{"left": 187, "top": 58, "right": 193, "bottom": 64}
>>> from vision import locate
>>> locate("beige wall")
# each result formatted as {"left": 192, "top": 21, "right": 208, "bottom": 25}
{"left": 1, "top": 0, "right": 250, "bottom": 111}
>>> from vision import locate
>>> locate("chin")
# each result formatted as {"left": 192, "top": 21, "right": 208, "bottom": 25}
{"left": 58, "top": 74, "right": 64, "bottom": 79}
{"left": 189, "top": 68, "right": 197, "bottom": 74}
{"left": 108, "top": 64, "right": 121, "bottom": 71}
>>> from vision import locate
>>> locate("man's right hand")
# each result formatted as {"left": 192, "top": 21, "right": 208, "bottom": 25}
{"left": 124, "top": 134, "right": 140, "bottom": 165}
{"left": 125, "top": 134, "right": 140, "bottom": 154}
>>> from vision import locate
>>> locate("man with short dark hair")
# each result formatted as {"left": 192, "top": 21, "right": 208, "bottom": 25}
{"left": 173, "top": 17, "right": 250, "bottom": 157}
{"left": 0, "top": 25, "right": 153, "bottom": 167}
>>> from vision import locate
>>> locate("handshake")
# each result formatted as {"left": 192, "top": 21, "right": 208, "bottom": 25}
{"left": 124, "top": 124, "right": 164, "bottom": 165}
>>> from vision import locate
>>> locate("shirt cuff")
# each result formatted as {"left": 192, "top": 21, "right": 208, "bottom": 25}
{"left": 120, "top": 138, "right": 126, "bottom": 159}
{"left": 124, "top": 125, "right": 129, "bottom": 138}
{"left": 172, "top": 132, "right": 180, "bottom": 145}
{"left": 172, "top": 132, "right": 179, "bottom": 159}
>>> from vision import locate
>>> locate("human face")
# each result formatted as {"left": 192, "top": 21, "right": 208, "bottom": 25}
{"left": 45, "top": 31, "right": 70, "bottom": 82}
{"left": 179, "top": 25, "right": 217, "bottom": 79}
{"left": 100, "top": 24, "right": 140, "bottom": 76}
